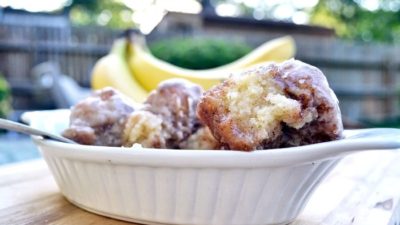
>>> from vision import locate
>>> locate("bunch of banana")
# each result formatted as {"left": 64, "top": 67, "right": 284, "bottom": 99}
{"left": 91, "top": 35, "right": 296, "bottom": 102}
{"left": 91, "top": 38, "right": 148, "bottom": 103}
{"left": 127, "top": 35, "right": 296, "bottom": 91}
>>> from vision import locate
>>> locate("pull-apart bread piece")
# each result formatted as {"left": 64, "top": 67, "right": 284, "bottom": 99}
{"left": 63, "top": 87, "right": 136, "bottom": 146}
{"left": 123, "top": 78, "right": 220, "bottom": 149}
{"left": 197, "top": 59, "right": 343, "bottom": 151}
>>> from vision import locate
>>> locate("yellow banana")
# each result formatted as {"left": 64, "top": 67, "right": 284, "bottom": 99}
{"left": 128, "top": 36, "right": 296, "bottom": 91}
{"left": 91, "top": 38, "right": 148, "bottom": 103}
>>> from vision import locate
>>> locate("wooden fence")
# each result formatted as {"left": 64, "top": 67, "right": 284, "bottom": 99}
{"left": 295, "top": 36, "right": 400, "bottom": 123}
{"left": 0, "top": 23, "right": 399, "bottom": 124}
{"left": 0, "top": 24, "right": 119, "bottom": 86}
{"left": 0, "top": 24, "right": 120, "bottom": 110}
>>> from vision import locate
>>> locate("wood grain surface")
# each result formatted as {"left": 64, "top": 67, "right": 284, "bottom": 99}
{"left": 0, "top": 151, "right": 400, "bottom": 225}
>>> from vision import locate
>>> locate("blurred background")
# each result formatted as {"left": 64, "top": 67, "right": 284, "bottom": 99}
{"left": 1, "top": 0, "right": 400, "bottom": 164}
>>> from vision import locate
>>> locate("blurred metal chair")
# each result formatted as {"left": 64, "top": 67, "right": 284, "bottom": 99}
{"left": 31, "top": 61, "right": 91, "bottom": 109}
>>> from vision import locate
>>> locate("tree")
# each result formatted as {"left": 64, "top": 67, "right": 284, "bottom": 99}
{"left": 65, "top": 0, "right": 400, "bottom": 43}
{"left": 310, "top": 0, "right": 400, "bottom": 43}
{"left": 66, "top": 0, "right": 135, "bottom": 29}
{"left": 207, "top": 0, "right": 400, "bottom": 43}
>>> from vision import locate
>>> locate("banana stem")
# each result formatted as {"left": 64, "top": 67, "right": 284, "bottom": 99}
{"left": 110, "top": 39, "right": 128, "bottom": 57}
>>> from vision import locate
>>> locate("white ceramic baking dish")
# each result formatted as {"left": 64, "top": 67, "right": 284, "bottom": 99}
{"left": 23, "top": 110, "right": 400, "bottom": 225}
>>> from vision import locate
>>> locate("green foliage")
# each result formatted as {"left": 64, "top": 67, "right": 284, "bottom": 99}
{"left": 149, "top": 38, "right": 252, "bottom": 70}
{"left": 0, "top": 75, "right": 11, "bottom": 119}
{"left": 310, "top": 0, "right": 400, "bottom": 43}
{"left": 67, "top": 0, "right": 134, "bottom": 29}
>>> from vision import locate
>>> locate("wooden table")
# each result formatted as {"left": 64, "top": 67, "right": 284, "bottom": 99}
{"left": 1, "top": 151, "right": 400, "bottom": 225}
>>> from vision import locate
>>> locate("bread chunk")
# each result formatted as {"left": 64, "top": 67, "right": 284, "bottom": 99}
{"left": 197, "top": 59, "right": 343, "bottom": 151}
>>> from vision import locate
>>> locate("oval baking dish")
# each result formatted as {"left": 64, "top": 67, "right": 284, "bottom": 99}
{"left": 24, "top": 110, "right": 400, "bottom": 225}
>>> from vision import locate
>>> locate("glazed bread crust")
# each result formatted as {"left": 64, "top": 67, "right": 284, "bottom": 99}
{"left": 197, "top": 59, "right": 343, "bottom": 151}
